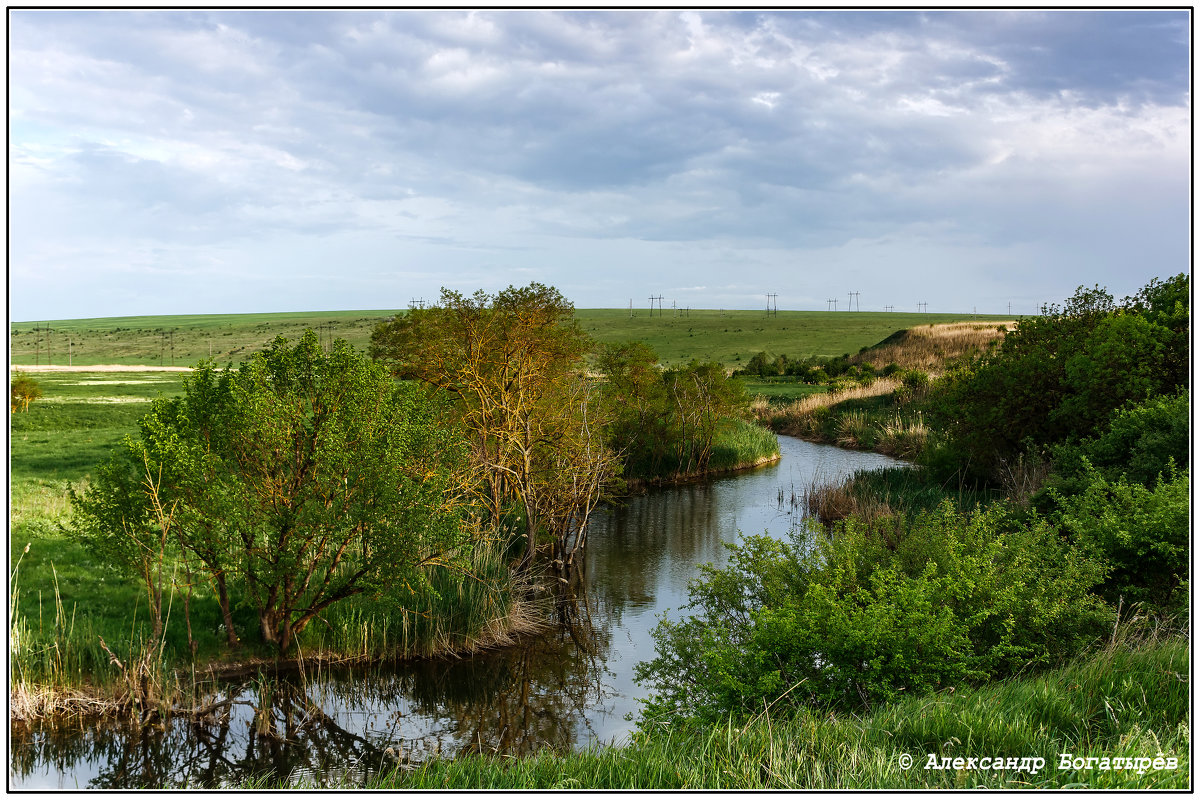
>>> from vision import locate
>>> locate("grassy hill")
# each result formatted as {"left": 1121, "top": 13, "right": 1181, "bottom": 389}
{"left": 10, "top": 309, "right": 1013, "bottom": 369}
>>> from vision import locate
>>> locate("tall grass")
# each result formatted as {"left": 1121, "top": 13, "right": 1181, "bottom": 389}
{"left": 352, "top": 635, "right": 1188, "bottom": 790}
{"left": 851, "top": 322, "right": 1014, "bottom": 373}
{"left": 298, "top": 541, "right": 545, "bottom": 660}
{"left": 707, "top": 418, "right": 781, "bottom": 473}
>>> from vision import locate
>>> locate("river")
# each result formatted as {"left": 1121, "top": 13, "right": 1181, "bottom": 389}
{"left": 9, "top": 436, "right": 904, "bottom": 789}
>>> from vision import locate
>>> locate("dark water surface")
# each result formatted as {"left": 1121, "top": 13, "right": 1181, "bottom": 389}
{"left": 10, "top": 437, "right": 903, "bottom": 789}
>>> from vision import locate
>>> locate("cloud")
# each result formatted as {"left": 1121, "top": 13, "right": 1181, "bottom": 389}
{"left": 8, "top": 9, "right": 1190, "bottom": 319}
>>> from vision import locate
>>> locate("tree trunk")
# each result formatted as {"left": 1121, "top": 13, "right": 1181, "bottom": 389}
{"left": 215, "top": 572, "right": 239, "bottom": 648}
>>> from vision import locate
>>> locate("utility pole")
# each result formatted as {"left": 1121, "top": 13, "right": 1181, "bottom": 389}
{"left": 45, "top": 324, "right": 52, "bottom": 365}
{"left": 629, "top": 299, "right": 633, "bottom": 318}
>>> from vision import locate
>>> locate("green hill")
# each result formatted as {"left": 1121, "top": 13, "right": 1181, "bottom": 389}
{"left": 10, "top": 308, "right": 1012, "bottom": 369}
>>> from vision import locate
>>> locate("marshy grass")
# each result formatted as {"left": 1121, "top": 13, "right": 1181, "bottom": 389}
{"left": 299, "top": 540, "right": 545, "bottom": 660}
{"left": 802, "top": 466, "right": 1002, "bottom": 525}
{"left": 707, "top": 418, "right": 781, "bottom": 473}
{"left": 875, "top": 412, "right": 929, "bottom": 459}
{"left": 348, "top": 633, "right": 1188, "bottom": 790}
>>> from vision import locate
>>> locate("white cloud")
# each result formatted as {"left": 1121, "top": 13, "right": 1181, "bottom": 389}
{"left": 8, "top": 9, "right": 1190, "bottom": 320}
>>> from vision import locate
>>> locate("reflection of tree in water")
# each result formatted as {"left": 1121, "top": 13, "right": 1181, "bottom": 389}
{"left": 584, "top": 483, "right": 726, "bottom": 626}
{"left": 377, "top": 586, "right": 614, "bottom": 758}
{"left": 10, "top": 592, "right": 613, "bottom": 788}
{"left": 10, "top": 681, "right": 400, "bottom": 789}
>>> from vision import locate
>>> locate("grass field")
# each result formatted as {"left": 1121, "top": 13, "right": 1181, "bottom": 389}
{"left": 11, "top": 309, "right": 1012, "bottom": 369}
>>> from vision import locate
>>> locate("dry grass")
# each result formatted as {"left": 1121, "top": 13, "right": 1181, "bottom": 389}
{"left": 875, "top": 413, "right": 929, "bottom": 460}
{"left": 802, "top": 474, "right": 897, "bottom": 525}
{"left": 852, "top": 322, "right": 1014, "bottom": 375}
{"left": 10, "top": 680, "right": 124, "bottom": 723}
{"left": 752, "top": 379, "right": 901, "bottom": 436}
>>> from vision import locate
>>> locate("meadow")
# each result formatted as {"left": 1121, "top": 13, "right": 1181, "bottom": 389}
{"left": 11, "top": 308, "right": 1010, "bottom": 369}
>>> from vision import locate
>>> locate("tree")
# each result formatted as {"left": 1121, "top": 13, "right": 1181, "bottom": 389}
{"left": 10, "top": 372, "right": 43, "bottom": 412}
{"left": 925, "top": 277, "right": 1189, "bottom": 483}
{"left": 71, "top": 332, "right": 470, "bottom": 653}
{"left": 598, "top": 345, "right": 750, "bottom": 481}
{"left": 370, "top": 283, "right": 616, "bottom": 570}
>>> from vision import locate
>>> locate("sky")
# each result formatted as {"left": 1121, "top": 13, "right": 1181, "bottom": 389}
{"left": 8, "top": 9, "right": 1192, "bottom": 321}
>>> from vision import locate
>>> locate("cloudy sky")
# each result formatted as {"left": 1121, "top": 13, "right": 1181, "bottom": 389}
{"left": 8, "top": 9, "right": 1191, "bottom": 320}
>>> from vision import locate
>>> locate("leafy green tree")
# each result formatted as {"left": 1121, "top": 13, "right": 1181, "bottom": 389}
{"left": 598, "top": 344, "right": 750, "bottom": 481}
{"left": 10, "top": 372, "right": 43, "bottom": 412}
{"left": 72, "top": 332, "right": 470, "bottom": 653}
{"left": 664, "top": 361, "right": 748, "bottom": 476}
{"left": 925, "top": 277, "right": 1188, "bottom": 483}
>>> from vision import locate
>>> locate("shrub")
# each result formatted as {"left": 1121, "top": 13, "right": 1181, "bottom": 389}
{"left": 636, "top": 502, "right": 1110, "bottom": 722}
{"left": 1051, "top": 392, "right": 1189, "bottom": 491}
{"left": 923, "top": 278, "right": 1187, "bottom": 483}
{"left": 1050, "top": 465, "right": 1189, "bottom": 613}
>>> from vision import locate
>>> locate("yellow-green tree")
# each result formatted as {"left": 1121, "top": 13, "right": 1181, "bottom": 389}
{"left": 371, "top": 283, "right": 618, "bottom": 570}
{"left": 10, "top": 372, "right": 42, "bottom": 412}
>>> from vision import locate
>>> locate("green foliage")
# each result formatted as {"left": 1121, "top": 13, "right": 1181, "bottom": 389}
{"left": 636, "top": 502, "right": 1111, "bottom": 722}
{"left": 10, "top": 372, "right": 44, "bottom": 412}
{"left": 925, "top": 276, "right": 1189, "bottom": 483}
{"left": 598, "top": 342, "right": 758, "bottom": 480}
{"left": 1049, "top": 392, "right": 1189, "bottom": 492}
{"left": 69, "top": 331, "right": 471, "bottom": 653}
{"left": 1049, "top": 466, "right": 1189, "bottom": 613}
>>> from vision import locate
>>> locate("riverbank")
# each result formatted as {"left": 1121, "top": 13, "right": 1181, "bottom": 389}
{"left": 296, "top": 635, "right": 1192, "bottom": 790}
{"left": 10, "top": 591, "right": 551, "bottom": 725}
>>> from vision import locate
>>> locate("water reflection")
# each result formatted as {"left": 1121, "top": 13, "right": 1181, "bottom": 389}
{"left": 10, "top": 437, "right": 903, "bottom": 789}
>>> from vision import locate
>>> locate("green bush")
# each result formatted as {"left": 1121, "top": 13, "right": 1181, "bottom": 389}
{"left": 636, "top": 502, "right": 1111, "bottom": 722}
{"left": 1050, "top": 466, "right": 1189, "bottom": 613}
{"left": 1050, "top": 392, "right": 1189, "bottom": 491}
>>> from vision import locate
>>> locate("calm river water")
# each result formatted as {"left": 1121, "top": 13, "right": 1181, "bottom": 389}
{"left": 9, "top": 436, "right": 903, "bottom": 789}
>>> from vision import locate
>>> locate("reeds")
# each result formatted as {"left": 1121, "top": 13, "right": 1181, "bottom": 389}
{"left": 875, "top": 413, "right": 929, "bottom": 459}
{"left": 802, "top": 473, "right": 897, "bottom": 525}
{"left": 299, "top": 540, "right": 545, "bottom": 660}
{"left": 707, "top": 418, "right": 781, "bottom": 473}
